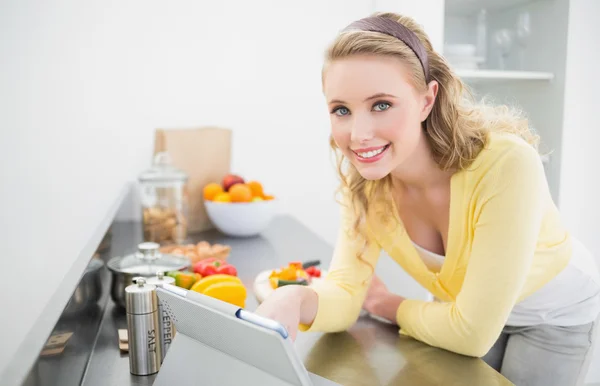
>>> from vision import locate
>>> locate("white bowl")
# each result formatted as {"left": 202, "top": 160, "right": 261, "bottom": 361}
{"left": 204, "top": 199, "right": 278, "bottom": 237}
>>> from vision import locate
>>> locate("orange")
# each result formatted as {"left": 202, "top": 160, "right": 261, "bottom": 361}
{"left": 229, "top": 184, "right": 253, "bottom": 202}
{"left": 247, "top": 181, "right": 264, "bottom": 198}
{"left": 263, "top": 194, "right": 275, "bottom": 200}
{"left": 203, "top": 183, "right": 223, "bottom": 201}
{"left": 213, "top": 192, "right": 231, "bottom": 202}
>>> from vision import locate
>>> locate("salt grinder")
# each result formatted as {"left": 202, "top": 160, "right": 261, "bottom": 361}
{"left": 146, "top": 271, "right": 176, "bottom": 362}
{"left": 125, "top": 277, "right": 162, "bottom": 375}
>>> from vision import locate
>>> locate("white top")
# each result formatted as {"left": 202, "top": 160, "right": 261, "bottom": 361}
{"left": 412, "top": 237, "right": 600, "bottom": 326}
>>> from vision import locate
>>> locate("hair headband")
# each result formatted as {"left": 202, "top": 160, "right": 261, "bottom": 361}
{"left": 342, "top": 16, "right": 430, "bottom": 81}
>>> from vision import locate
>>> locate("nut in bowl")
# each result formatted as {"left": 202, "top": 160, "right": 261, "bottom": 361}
{"left": 203, "top": 174, "right": 278, "bottom": 237}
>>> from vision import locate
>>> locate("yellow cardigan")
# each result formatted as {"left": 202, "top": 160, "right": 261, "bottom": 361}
{"left": 300, "top": 132, "right": 572, "bottom": 357}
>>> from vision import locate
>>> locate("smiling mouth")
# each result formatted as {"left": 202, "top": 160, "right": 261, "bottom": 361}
{"left": 352, "top": 144, "right": 390, "bottom": 159}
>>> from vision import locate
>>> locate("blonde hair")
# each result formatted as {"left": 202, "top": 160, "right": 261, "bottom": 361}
{"left": 325, "top": 12, "right": 540, "bottom": 248}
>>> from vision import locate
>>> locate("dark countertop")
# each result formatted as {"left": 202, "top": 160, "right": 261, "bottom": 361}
{"left": 21, "top": 216, "right": 512, "bottom": 386}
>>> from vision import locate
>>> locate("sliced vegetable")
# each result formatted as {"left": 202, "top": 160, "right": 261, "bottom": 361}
{"left": 277, "top": 278, "right": 308, "bottom": 287}
{"left": 190, "top": 274, "right": 242, "bottom": 294}
{"left": 289, "top": 261, "right": 303, "bottom": 269}
{"left": 268, "top": 261, "right": 314, "bottom": 289}
{"left": 202, "top": 281, "right": 247, "bottom": 308}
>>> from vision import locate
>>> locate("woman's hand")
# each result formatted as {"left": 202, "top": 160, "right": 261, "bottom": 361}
{"left": 362, "top": 275, "right": 404, "bottom": 324}
{"left": 254, "top": 285, "right": 317, "bottom": 341}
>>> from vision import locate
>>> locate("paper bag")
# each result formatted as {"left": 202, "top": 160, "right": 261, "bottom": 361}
{"left": 154, "top": 127, "right": 232, "bottom": 233}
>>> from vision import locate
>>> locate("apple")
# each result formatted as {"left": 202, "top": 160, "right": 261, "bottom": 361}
{"left": 222, "top": 174, "right": 245, "bottom": 192}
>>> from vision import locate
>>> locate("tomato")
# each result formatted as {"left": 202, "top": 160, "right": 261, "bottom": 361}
{"left": 305, "top": 266, "right": 321, "bottom": 278}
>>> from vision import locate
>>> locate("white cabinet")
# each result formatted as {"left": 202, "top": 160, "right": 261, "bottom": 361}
{"left": 444, "top": 0, "right": 569, "bottom": 202}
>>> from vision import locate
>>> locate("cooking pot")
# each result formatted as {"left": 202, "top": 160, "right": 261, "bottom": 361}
{"left": 107, "top": 242, "right": 190, "bottom": 308}
{"left": 63, "top": 257, "right": 105, "bottom": 317}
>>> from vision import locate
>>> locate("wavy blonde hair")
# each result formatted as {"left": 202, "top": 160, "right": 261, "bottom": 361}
{"left": 324, "top": 12, "right": 540, "bottom": 246}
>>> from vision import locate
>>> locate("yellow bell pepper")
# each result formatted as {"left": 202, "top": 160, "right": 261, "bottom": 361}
{"left": 191, "top": 274, "right": 242, "bottom": 293}
{"left": 202, "top": 281, "right": 247, "bottom": 308}
{"left": 189, "top": 273, "right": 247, "bottom": 307}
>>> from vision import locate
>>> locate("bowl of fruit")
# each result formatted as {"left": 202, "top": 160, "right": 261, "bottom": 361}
{"left": 203, "top": 174, "right": 278, "bottom": 237}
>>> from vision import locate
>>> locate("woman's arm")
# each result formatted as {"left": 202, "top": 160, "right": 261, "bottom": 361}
{"left": 395, "top": 145, "right": 548, "bottom": 357}
{"left": 298, "top": 193, "right": 382, "bottom": 333}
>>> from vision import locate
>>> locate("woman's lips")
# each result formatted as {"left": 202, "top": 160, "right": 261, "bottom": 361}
{"left": 352, "top": 144, "right": 390, "bottom": 163}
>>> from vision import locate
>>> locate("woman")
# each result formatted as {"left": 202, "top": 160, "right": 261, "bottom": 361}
{"left": 255, "top": 12, "right": 600, "bottom": 385}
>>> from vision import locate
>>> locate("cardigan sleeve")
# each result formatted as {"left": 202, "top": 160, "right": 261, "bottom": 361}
{"left": 395, "top": 145, "right": 547, "bottom": 357}
{"left": 299, "top": 192, "right": 382, "bottom": 332}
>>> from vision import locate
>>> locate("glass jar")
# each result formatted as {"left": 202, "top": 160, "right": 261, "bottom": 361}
{"left": 139, "top": 152, "right": 189, "bottom": 245}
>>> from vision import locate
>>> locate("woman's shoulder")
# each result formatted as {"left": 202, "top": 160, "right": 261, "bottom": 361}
{"left": 467, "top": 131, "right": 543, "bottom": 177}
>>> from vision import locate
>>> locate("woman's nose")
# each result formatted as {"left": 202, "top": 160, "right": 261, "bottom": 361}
{"left": 350, "top": 117, "right": 375, "bottom": 144}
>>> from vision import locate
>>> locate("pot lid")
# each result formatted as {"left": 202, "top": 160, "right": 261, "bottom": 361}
{"left": 138, "top": 152, "right": 188, "bottom": 183}
{"left": 107, "top": 241, "right": 189, "bottom": 276}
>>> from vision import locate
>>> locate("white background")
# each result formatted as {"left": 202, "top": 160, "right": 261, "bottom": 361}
{"left": 1, "top": 0, "right": 598, "bottom": 384}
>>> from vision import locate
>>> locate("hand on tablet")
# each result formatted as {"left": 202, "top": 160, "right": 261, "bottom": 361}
{"left": 254, "top": 285, "right": 318, "bottom": 341}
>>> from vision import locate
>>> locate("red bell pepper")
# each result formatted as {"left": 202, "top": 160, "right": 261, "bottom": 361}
{"left": 193, "top": 258, "right": 237, "bottom": 277}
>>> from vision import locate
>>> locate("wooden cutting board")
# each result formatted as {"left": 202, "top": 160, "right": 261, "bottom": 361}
{"left": 253, "top": 269, "right": 327, "bottom": 304}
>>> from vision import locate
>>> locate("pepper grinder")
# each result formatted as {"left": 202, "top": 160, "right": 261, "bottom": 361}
{"left": 125, "top": 277, "right": 162, "bottom": 375}
{"left": 146, "top": 271, "right": 176, "bottom": 362}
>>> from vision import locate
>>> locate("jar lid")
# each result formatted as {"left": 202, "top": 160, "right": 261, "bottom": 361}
{"left": 125, "top": 277, "right": 158, "bottom": 314}
{"left": 138, "top": 152, "right": 188, "bottom": 183}
{"left": 146, "top": 271, "right": 176, "bottom": 287}
{"left": 107, "top": 242, "right": 190, "bottom": 276}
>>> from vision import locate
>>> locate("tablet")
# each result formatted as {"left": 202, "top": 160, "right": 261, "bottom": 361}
{"left": 153, "top": 283, "right": 339, "bottom": 386}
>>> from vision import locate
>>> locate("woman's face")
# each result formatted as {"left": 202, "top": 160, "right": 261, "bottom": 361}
{"left": 323, "top": 54, "right": 436, "bottom": 181}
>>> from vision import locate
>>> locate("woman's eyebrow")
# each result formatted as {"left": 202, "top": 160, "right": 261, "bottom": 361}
{"left": 363, "top": 92, "right": 397, "bottom": 101}
{"left": 328, "top": 92, "right": 398, "bottom": 105}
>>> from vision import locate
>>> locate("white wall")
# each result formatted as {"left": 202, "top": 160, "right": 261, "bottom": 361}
{"left": 558, "top": 0, "right": 600, "bottom": 383}
{"left": 0, "top": 0, "right": 374, "bottom": 381}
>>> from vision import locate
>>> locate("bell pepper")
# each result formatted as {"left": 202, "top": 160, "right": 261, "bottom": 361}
{"left": 190, "top": 274, "right": 242, "bottom": 294}
{"left": 289, "top": 261, "right": 303, "bottom": 270}
{"left": 189, "top": 273, "right": 247, "bottom": 308}
{"left": 193, "top": 258, "right": 237, "bottom": 277}
{"left": 202, "top": 281, "right": 247, "bottom": 308}
{"left": 167, "top": 270, "right": 199, "bottom": 289}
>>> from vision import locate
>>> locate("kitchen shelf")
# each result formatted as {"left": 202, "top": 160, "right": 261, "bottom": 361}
{"left": 455, "top": 69, "right": 554, "bottom": 82}
{"left": 445, "top": 0, "right": 543, "bottom": 16}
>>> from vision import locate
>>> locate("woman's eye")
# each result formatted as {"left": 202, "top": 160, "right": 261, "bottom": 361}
{"left": 333, "top": 107, "right": 350, "bottom": 116}
{"left": 373, "top": 102, "right": 391, "bottom": 112}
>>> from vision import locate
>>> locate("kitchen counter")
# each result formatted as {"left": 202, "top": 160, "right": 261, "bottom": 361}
{"left": 22, "top": 216, "right": 512, "bottom": 386}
